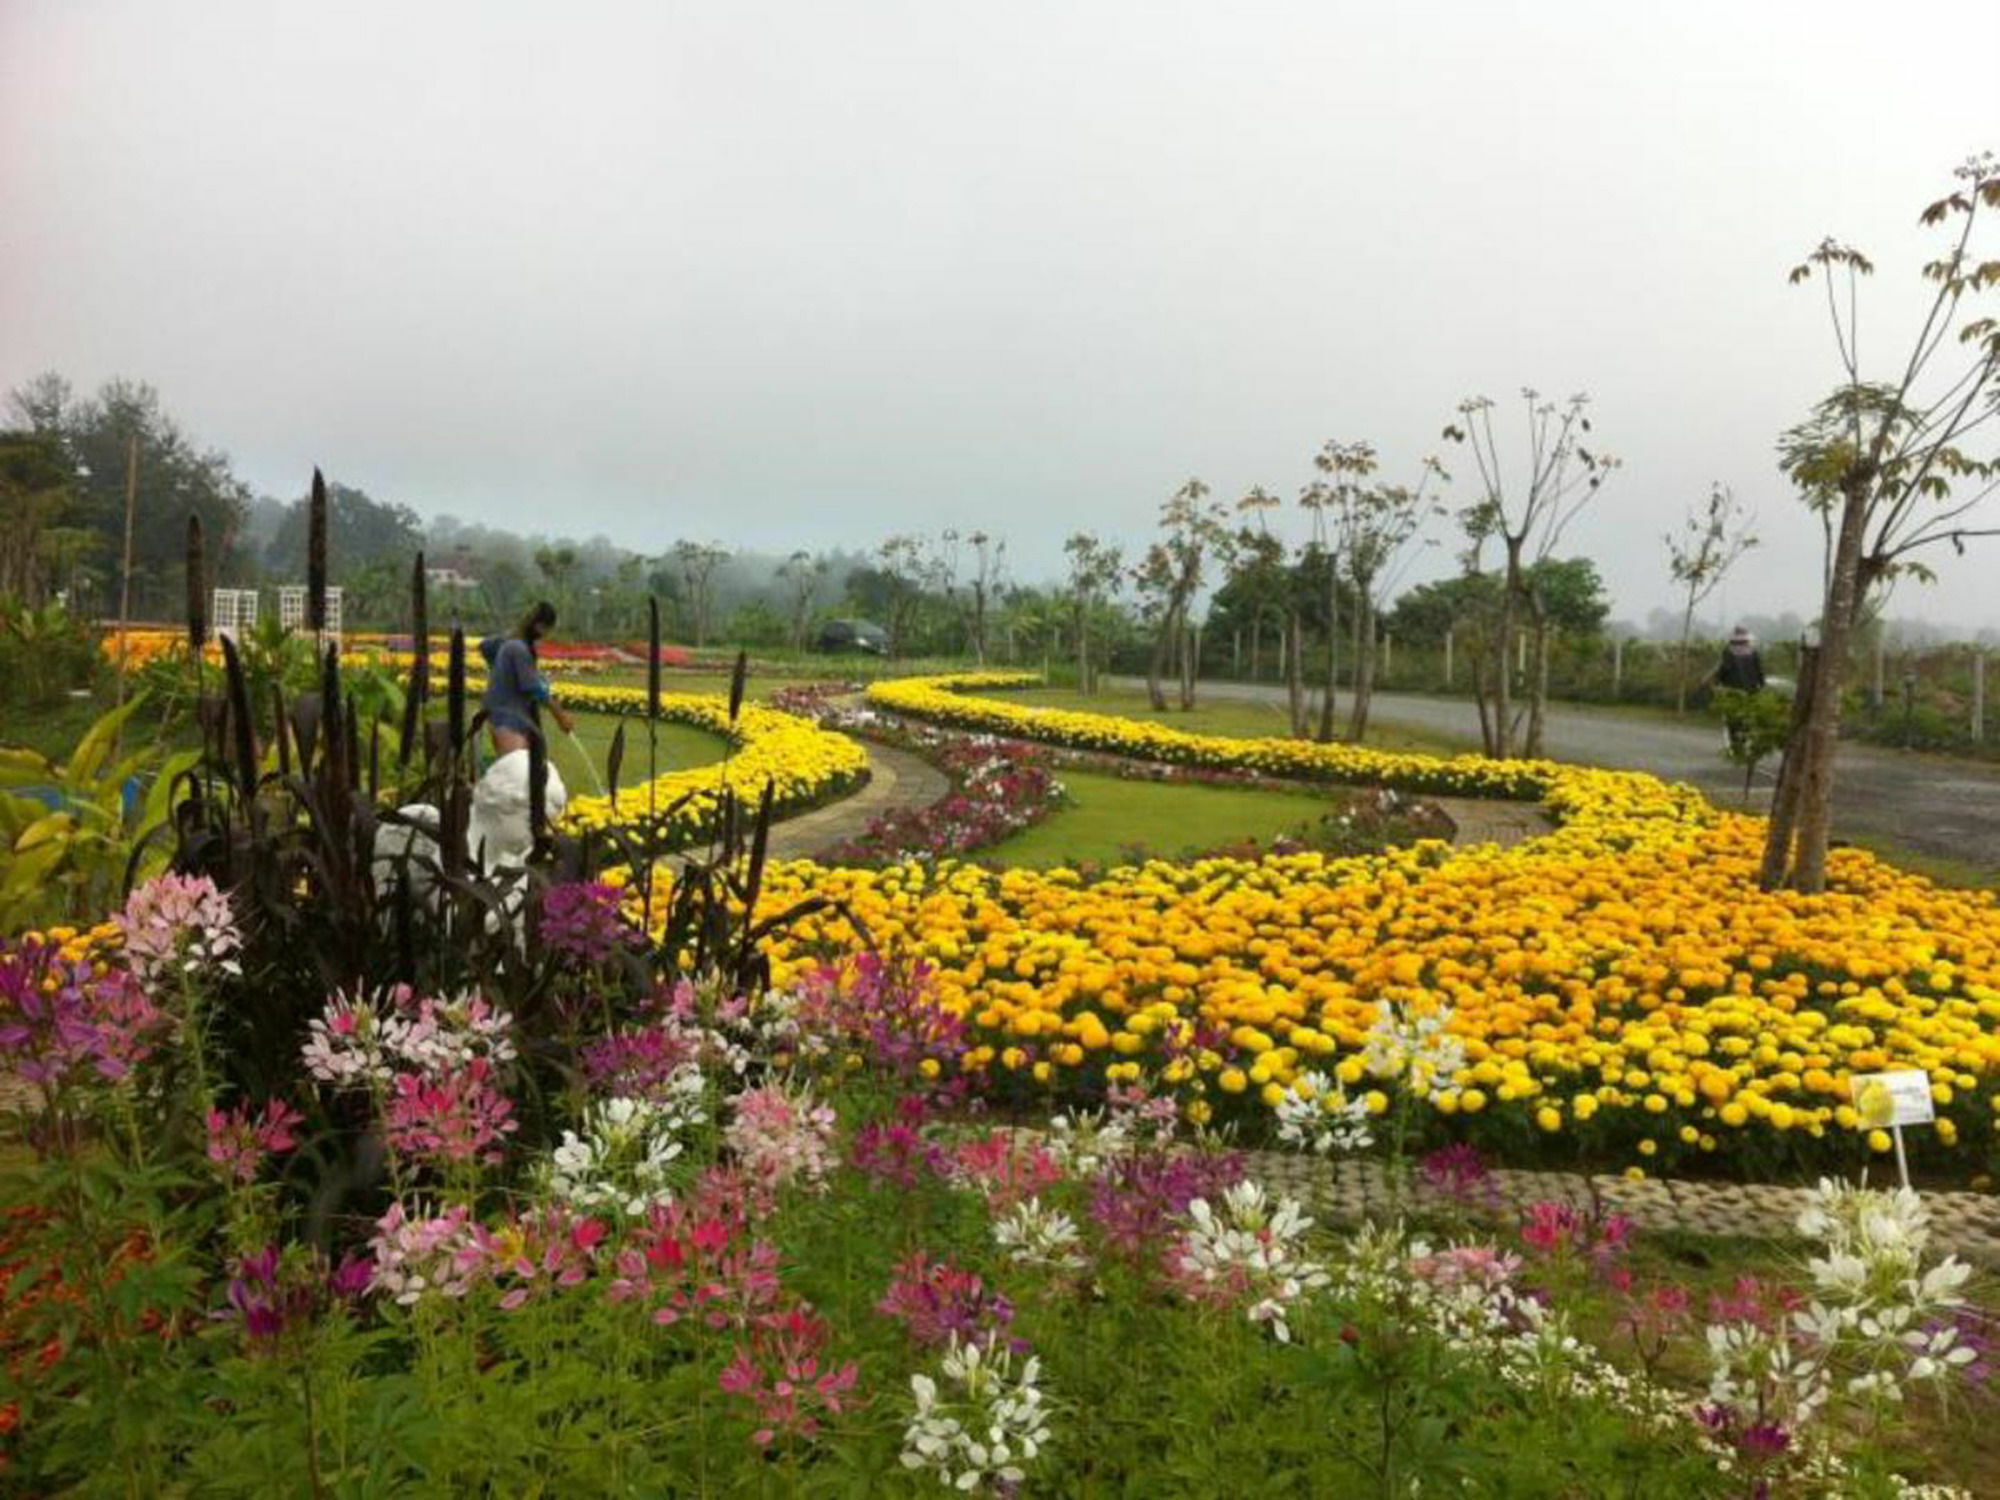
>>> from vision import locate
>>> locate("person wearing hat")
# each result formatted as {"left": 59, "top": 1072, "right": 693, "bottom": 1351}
{"left": 1713, "top": 626, "right": 1766, "bottom": 756}
{"left": 1716, "top": 626, "right": 1766, "bottom": 693}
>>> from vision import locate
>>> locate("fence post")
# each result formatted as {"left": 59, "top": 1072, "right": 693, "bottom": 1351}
{"left": 1382, "top": 632, "right": 1392, "bottom": 680}
{"left": 1612, "top": 636, "right": 1624, "bottom": 700}
{"left": 1974, "top": 651, "right": 1985, "bottom": 743}
{"left": 1443, "top": 628, "right": 1453, "bottom": 689}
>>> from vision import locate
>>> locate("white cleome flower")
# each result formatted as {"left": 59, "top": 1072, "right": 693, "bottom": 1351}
{"left": 992, "top": 1197, "right": 1086, "bottom": 1273}
{"left": 546, "top": 1084, "right": 705, "bottom": 1216}
{"left": 1274, "top": 1070, "right": 1374, "bottom": 1155}
{"left": 900, "top": 1337, "right": 1052, "bottom": 1494}
{"left": 1362, "top": 999, "right": 1466, "bottom": 1102}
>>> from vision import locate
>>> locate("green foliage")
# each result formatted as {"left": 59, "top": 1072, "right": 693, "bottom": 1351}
{"left": 0, "top": 597, "right": 99, "bottom": 712}
{"left": 1715, "top": 686, "right": 1792, "bottom": 801}
{"left": 0, "top": 697, "right": 192, "bottom": 928}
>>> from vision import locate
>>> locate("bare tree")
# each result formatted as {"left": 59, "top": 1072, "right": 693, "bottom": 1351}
{"left": 1666, "top": 483, "right": 1759, "bottom": 713}
{"left": 1321, "top": 449, "right": 1445, "bottom": 741}
{"left": 1444, "top": 391, "right": 1618, "bottom": 757}
{"left": 1063, "top": 532, "right": 1123, "bottom": 694}
{"left": 875, "top": 534, "right": 929, "bottom": 658}
{"left": 947, "top": 530, "right": 1006, "bottom": 664}
{"left": 1761, "top": 153, "right": 2000, "bottom": 893}
{"left": 776, "top": 549, "right": 827, "bottom": 652}
{"left": 1133, "top": 480, "right": 1227, "bottom": 711}
{"left": 672, "top": 540, "right": 729, "bottom": 648}
{"left": 1232, "top": 487, "right": 1298, "bottom": 729}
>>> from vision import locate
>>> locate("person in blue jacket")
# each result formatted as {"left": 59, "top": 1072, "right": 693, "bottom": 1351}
{"left": 479, "top": 600, "right": 574, "bottom": 755}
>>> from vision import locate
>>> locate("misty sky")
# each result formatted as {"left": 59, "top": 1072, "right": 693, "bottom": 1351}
{"left": 4, "top": 1, "right": 1998, "bottom": 627}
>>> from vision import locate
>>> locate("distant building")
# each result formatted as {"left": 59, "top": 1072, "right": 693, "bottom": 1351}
{"left": 426, "top": 566, "right": 480, "bottom": 592}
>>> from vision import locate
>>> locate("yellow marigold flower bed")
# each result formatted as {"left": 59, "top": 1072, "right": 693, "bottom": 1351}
{"left": 610, "top": 671, "right": 2000, "bottom": 1178}
{"left": 552, "top": 683, "right": 869, "bottom": 845}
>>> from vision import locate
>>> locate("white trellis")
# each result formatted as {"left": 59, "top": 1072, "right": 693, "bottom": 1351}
{"left": 211, "top": 588, "right": 260, "bottom": 642}
{"left": 278, "top": 585, "right": 343, "bottom": 643}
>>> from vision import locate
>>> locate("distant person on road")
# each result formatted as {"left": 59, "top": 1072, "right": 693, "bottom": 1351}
{"left": 1714, "top": 625, "right": 1766, "bottom": 756}
{"left": 480, "top": 600, "right": 574, "bottom": 756}
{"left": 1716, "top": 625, "right": 1767, "bottom": 693}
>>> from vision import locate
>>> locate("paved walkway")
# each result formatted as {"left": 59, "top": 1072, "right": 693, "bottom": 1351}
{"left": 1108, "top": 676, "right": 2000, "bottom": 870}
{"left": 762, "top": 740, "right": 948, "bottom": 861}
{"left": 1246, "top": 1150, "right": 2000, "bottom": 1261}
{"left": 1431, "top": 796, "right": 1550, "bottom": 849}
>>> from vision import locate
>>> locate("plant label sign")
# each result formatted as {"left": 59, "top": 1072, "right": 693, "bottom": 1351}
{"left": 1848, "top": 1069, "right": 1936, "bottom": 1128}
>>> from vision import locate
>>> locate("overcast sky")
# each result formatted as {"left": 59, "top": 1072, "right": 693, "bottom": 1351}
{"left": 4, "top": 1, "right": 1998, "bottom": 627}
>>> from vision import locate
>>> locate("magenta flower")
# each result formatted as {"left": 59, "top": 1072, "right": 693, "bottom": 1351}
{"left": 206, "top": 1098, "right": 305, "bottom": 1183}
{"left": 605, "top": 1200, "right": 783, "bottom": 1332}
{"left": 538, "top": 881, "right": 645, "bottom": 964}
{"left": 473, "top": 1207, "right": 609, "bottom": 1310}
{"left": 1519, "top": 1200, "right": 1632, "bottom": 1278}
{"left": 582, "top": 1024, "right": 701, "bottom": 1102}
{"left": 383, "top": 1059, "right": 517, "bottom": 1168}
{"left": 0, "top": 938, "right": 168, "bottom": 1092}
{"left": 1089, "top": 1150, "right": 1245, "bottom": 1265}
{"left": 850, "top": 1095, "right": 947, "bottom": 1190}
{"left": 717, "top": 1304, "right": 860, "bottom": 1449}
{"left": 877, "top": 1252, "right": 1020, "bottom": 1351}
{"left": 942, "top": 1130, "right": 1064, "bottom": 1211}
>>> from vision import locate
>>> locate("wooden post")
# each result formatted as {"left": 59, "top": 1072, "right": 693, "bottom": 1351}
{"left": 1516, "top": 631, "right": 1527, "bottom": 674}
{"left": 1443, "top": 628, "right": 1453, "bottom": 688}
{"left": 1276, "top": 624, "right": 1287, "bottom": 679}
{"left": 1974, "top": 651, "right": 1986, "bottom": 742}
{"left": 1381, "top": 631, "right": 1392, "bottom": 680}
{"left": 113, "top": 432, "right": 139, "bottom": 719}
{"left": 1232, "top": 628, "right": 1240, "bottom": 677}
{"left": 1612, "top": 636, "right": 1624, "bottom": 699}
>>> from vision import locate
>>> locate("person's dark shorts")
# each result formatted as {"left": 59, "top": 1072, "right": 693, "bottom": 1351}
{"left": 486, "top": 707, "right": 537, "bottom": 736}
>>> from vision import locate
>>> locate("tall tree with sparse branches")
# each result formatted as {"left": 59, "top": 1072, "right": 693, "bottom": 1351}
{"left": 1761, "top": 153, "right": 2000, "bottom": 893}
{"left": 1666, "top": 483, "right": 1758, "bottom": 714}
{"left": 1133, "top": 480, "right": 1227, "bottom": 711}
{"left": 1063, "top": 532, "right": 1123, "bottom": 694}
{"left": 671, "top": 540, "right": 729, "bottom": 648}
{"left": 1325, "top": 451, "right": 1446, "bottom": 741}
{"left": 776, "top": 549, "right": 827, "bottom": 652}
{"left": 1444, "top": 390, "right": 1618, "bottom": 757}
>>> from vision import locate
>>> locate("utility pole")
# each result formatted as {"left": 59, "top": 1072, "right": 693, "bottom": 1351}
{"left": 1973, "top": 651, "right": 1986, "bottom": 743}
{"left": 113, "top": 432, "right": 140, "bottom": 720}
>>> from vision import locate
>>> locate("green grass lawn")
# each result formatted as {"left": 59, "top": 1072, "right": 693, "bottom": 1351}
{"left": 992, "top": 685, "right": 1472, "bottom": 757}
{"left": 982, "top": 769, "right": 1335, "bottom": 868}
{"left": 543, "top": 711, "right": 727, "bottom": 796}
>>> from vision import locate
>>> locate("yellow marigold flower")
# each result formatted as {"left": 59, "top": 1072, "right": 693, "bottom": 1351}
{"left": 1218, "top": 1068, "right": 1248, "bottom": 1095}
{"left": 1364, "top": 1090, "right": 1390, "bottom": 1116}
{"left": 1459, "top": 1088, "right": 1487, "bottom": 1114}
{"left": 1535, "top": 1106, "right": 1562, "bottom": 1133}
{"left": 1260, "top": 1081, "right": 1286, "bottom": 1109}
{"left": 1637, "top": 1138, "right": 1657, "bottom": 1157}
{"left": 1867, "top": 1129, "right": 1893, "bottom": 1154}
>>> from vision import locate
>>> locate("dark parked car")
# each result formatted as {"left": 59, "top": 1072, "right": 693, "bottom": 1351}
{"left": 816, "top": 619, "right": 889, "bottom": 655}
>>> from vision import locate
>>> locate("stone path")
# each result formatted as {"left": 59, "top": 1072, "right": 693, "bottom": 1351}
{"left": 1431, "top": 796, "right": 1551, "bottom": 849}
{"left": 763, "top": 740, "right": 948, "bottom": 862}
{"left": 1242, "top": 1150, "right": 2000, "bottom": 1260}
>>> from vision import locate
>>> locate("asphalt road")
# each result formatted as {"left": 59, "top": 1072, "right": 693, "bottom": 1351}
{"left": 1105, "top": 677, "right": 2000, "bottom": 872}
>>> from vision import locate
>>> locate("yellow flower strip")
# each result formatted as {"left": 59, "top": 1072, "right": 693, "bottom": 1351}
{"left": 588, "top": 670, "right": 1998, "bottom": 1174}
{"left": 551, "top": 683, "right": 870, "bottom": 845}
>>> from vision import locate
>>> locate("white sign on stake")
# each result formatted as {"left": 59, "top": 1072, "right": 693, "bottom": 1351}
{"left": 1848, "top": 1068, "right": 1935, "bottom": 1191}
